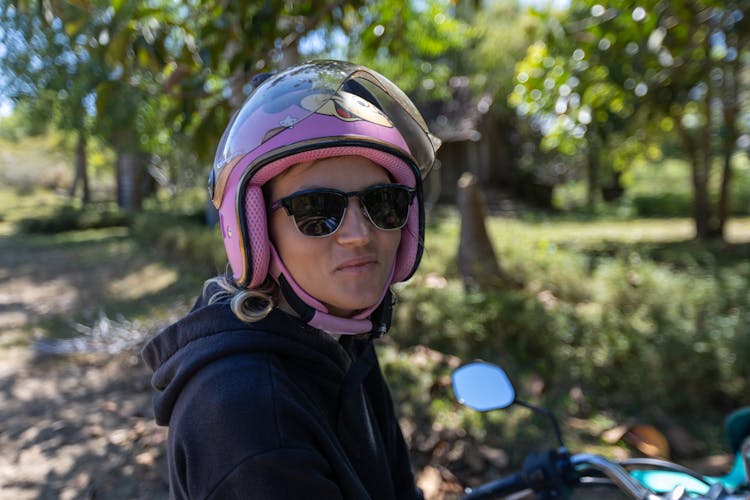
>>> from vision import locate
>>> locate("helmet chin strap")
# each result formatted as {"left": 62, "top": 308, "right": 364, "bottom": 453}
{"left": 268, "top": 245, "right": 394, "bottom": 337}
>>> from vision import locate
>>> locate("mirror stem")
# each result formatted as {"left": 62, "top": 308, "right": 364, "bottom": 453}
{"left": 516, "top": 399, "right": 565, "bottom": 449}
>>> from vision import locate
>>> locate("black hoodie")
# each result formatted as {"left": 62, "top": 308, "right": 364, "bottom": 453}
{"left": 141, "top": 294, "right": 422, "bottom": 500}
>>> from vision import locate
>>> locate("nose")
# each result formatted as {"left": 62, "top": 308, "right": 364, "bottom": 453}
{"left": 335, "top": 197, "right": 371, "bottom": 245}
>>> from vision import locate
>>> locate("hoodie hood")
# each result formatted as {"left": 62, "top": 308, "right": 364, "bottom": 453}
{"left": 142, "top": 295, "right": 356, "bottom": 426}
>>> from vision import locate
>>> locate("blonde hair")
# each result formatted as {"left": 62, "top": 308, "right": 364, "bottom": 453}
{"left": 203, "top": 274, "right": 278, "bottom": 323}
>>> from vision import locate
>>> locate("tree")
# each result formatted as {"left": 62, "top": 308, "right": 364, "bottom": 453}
{"left": 4, "top": 0, "right": 475, "bottom": 211}
{"left": 95, "top": 0, "right": 375, "bottom": 161}
{"left": 440, "top": 1, "right": 558, "bottom": 205}
{"left": 0, "top": 1, "right": 105, "bottom": 203}
{"left": 511, "top": 0, "right": 750, "bottom": 239}
{"left": 339, "top": 0, "right": 473, "bottom": 100}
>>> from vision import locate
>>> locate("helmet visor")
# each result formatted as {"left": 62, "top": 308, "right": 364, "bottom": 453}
{"left": 212, "top": 60, "right": 440, "bottom": 185}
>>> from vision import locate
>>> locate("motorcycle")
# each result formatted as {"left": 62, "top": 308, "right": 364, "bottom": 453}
{"left": 451, "top": 361, "right": 750, "bottom": 499}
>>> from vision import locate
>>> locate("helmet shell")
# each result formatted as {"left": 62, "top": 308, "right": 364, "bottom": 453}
{"left": 210, "top": 60, "right": 438, "bottom": 289}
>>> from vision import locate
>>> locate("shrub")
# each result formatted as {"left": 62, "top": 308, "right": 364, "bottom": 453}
{"left": 630, "top": 192, "right": 691, "bottom": 217}
{"left": 18, "top": 203, "right": 128, "bottom": 233}
{"left": 388, "top": 212, "right": 750, "bottom": 441}
{"left": 130, "top": 210, "right": 226, "bottom": 276}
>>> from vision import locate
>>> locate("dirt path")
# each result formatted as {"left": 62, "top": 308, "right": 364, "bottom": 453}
{"left": 0, "top": 349, "right": 169, "bottom": 499}
{"left": 0, "top": 230, "right": 174, "bottom": 499}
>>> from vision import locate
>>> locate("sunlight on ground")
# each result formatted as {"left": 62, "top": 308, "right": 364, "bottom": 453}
{"left": 488, "top": 216, "right": 750, "bottom": 245}
{"left": 727, "top": 218, "right": 750, "bottom": 243}
{"left": 0, "top": 277, "right": 79, "bottom": 320}
{"left": 107, "top": 264, "right": 178, "bottom": 300}
{"left": 0, "top": 276, "right": 79, "bottom": 346}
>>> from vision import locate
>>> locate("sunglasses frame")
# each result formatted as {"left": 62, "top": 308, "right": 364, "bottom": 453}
{"left": 270, "top": 183, "right": 416, "bottom": 237}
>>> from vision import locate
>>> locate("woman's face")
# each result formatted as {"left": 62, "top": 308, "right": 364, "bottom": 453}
{"left": 268, "top": 156, "right": 402, "bottom": 318}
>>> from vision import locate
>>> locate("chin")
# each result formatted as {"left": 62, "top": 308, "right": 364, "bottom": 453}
{"left": 328, "top": 294, "right": 383, "bottom": 317}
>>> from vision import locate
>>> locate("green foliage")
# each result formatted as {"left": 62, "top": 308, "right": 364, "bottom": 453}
{"left": 630, "top": 192, "right": 691, "bottom": 218}
{"left": 130, "top": 209, "right": 226, "bottom": 276}
{"left": 0, "top": 133, "right": 73, "bottom": 192}
{"left": 555, "top": 156, "right": 750, "bottom": 217}
{"left": 0, "top": 102, "right": 38, "bottom": 141}
{"left": 469, "top": 1, "right": 543, "bottom": 104}
{"left": 4, "top": 0, "right": 473, "bottom": 213}
{"left": 0, "top": 130, "right": 116, "bottom": 197}
{"left": 18, "top": 203, "right": 128, "bottom": 233}
{"left": 341, "top": 0, "right": 474, "bottom": 101}
{"left": 393, "top": 281, "right": 575, "bottom": 374}
{"left": 385, "top": 210, "right": 750, "bottom": 454}
{"left": 142, "top": 186, "right": 208, "bottom": 214}
{"left": 510, "top": 0, "right": 750, "bottom": 237}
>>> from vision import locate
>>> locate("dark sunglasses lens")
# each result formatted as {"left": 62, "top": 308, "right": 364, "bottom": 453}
{"left": 362, "top": 186, "right": 411, "bottom": 230}
{"left": 287, "top": 192, "right": 346, "bottom": 236}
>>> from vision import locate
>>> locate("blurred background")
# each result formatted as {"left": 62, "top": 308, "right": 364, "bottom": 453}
{"left": 1, "top": 0, "right": 749, "bottom": 498}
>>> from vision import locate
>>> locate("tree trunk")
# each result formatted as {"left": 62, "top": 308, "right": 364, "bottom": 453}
{"left": 690, "top": 155, "right": 713, "bottom": 240}
{"left": 675, "top": 115, "right": 716, "bottom": 240}
{"left": 116, "top": 150, "right": 152, "bottom": 211}
{"left": 586, "top": 140, "right": 599, "bottom": 210}
{"left": 457, "top": 172, "right": 502, "bottom": 291}
{"left": 698, "top": 54, "right": 724, "bottom": 240}
{"left": 69, "top": 128, "right": 90, "bottom": 204}
{"left": 718, "top": 151, "right": 732, "bottom": 233}
{"left": 717, "top": 44, "right": 740, "bottom": 238}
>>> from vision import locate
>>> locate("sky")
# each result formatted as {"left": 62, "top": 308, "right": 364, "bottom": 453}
{"left": 0, "top": 38, "right": 8, "bottom": 118}
{"left": 524, "top": 0, "right": 571, "bottom": 11}
{"left": 0, "top": 100, "right": 11, "bottom": 118}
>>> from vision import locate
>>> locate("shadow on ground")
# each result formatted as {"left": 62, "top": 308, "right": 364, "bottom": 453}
{"left": 0, "top": 348, "right": 169, "bottom": 499}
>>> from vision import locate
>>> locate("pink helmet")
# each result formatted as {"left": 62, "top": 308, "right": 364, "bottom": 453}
{"left": 209, "top": 60, "right": 441, "bottom": 335}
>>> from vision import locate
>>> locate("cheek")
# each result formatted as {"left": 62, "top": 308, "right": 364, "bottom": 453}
{"left": 268, "top": 213, "right": 283, "bottom": 247}
{"left": 270, "top": 214, "right": 322, "bottom": 269}
{"left": 381, "top": 231, "right": 402, "bottom": 262}
{"left": 268, "top": 212, "right": 298, "bottom": 257}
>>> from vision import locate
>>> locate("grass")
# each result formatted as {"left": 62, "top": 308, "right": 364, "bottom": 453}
{"left": 0, "top": 186, "right": 206, "bottom": 347}
{"left": 554, "top": 156, "right": 750, "bottom": 218}
{"left": 385, "top": 206, "right": 750, "bottom": 465}
{"left": 0, "top": 133, "right": 73, "bottom": 192}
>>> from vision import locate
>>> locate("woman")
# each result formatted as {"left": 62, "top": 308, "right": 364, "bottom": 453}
{"left": 142, "top": 60, "right": 441, "bottom": 499}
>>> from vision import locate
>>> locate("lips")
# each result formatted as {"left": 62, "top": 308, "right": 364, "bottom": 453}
{"left": 336, "top": 256, "right": 377, "bottom": 272}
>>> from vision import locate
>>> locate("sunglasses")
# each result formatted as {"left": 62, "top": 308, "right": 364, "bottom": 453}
{"left": 270, "top": 184, "right": 415, "bottom": 237}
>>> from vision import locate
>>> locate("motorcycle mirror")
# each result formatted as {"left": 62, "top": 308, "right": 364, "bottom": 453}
{"left": 452, "top": 362, "right": 516, "bottom": 412}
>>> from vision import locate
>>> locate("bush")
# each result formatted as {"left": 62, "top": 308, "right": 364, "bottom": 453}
{"left": 129, "top": 189, "right": 228, "bottom": 281}
{"left": 630, "top": 192, "right": 691, "bottom": 217}
{"left": 731, "top": 184, "right": 750, "bottom": 216}
{"left": 386, "top": 212, "right": 750, "bottom": 446}
{"left": 0, "top": 134, "right": 74, "bottom": 192}
{"left": 130, "top": 210, "right": 226, "bottom": 276}
{"left": 392, "top": 281, "right": 576, "bottom": 377}
{"left": 18, "top": 203, "right": 128, "bottom": 233}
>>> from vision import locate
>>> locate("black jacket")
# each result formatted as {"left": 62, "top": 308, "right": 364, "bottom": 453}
{"left": 141, "top": 295, "right": 422, "bottom": 500}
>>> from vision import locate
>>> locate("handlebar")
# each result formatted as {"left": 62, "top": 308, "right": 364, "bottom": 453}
{"left": 570, "top": 453, "right": 657, "bottom": 499}
{"left": 462, "top": 473, "right": 528, "bottom": 500}
{"left": 452, "top": 363, "right": 749, "bottom": 499}
{"left": 463, "top": 447, "right": 581, "bottom": 500}
{"left": 462, "top": 449, "right": 715, "bottom": 500}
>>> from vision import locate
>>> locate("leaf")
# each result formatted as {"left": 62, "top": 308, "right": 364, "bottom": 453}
{"left": 107, "top": 29, "right": 132, "bottom": 66}
{"left": 63, "top": 14, "right": 88, "bottom": 36}
{"left": 95, "top": 81, "right": 117, "bottom": 117}
{"left": 111, "top": 0, "right": 127, "bottom": 12}
{"left": 601, "top": 423, "right": 629, "bottom": 444}
{"left": 625, "top": 424, "right": 670, "bottom": 458}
